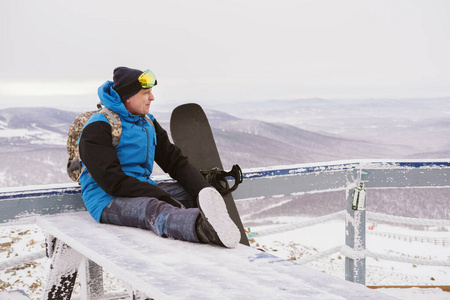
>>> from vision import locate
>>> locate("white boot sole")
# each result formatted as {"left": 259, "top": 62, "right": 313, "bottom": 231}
{"left": 198, "top": 187, "right": 240, "bottom": 248}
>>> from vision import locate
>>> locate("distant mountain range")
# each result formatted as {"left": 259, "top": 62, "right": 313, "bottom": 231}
{"left": 0, "top": 107, "right": 76, "bottom": 152}
{"left": 213, "top": 97, "right": 450, "bottom": 159}
{"left": 0, "top": 98, "right": 449, "bottom": 188}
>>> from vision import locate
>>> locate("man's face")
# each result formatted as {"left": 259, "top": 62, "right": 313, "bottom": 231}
{"left": 124, "top": 88, "right": 154, "bottom": 115}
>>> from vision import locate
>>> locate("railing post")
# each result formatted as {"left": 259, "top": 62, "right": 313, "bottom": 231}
{"left": 345, "top": 179, "right": 366, "bottom": 284}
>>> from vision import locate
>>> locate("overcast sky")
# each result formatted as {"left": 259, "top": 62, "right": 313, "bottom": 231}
{"left": 1, "top": 0, "right": 449, "bottom": 109}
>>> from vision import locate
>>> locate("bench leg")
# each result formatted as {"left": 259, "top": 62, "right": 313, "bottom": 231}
{"left": 79, "top": 257, "right": 105, "bottom": 299}
{"left": 41, "top": 239, "right": 83, "bottom": 300}
{"left": 122, "top": 283, "right": 153, "bottom": 300}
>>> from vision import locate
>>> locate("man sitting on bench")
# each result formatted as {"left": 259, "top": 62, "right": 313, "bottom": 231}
{"left": 78, "top": 66, "right": 240, "bottom": 248}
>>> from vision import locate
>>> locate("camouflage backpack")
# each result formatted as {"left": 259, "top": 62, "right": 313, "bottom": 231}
{"left": 66, "top": 104, "right": 123, "bottom": 182}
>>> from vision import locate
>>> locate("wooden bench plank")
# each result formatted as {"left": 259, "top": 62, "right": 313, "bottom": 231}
{"left": 37, "top": 212, "right": 397, "bottom": 300}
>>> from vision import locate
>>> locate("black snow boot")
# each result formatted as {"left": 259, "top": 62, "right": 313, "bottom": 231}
{"left": 195, "top": 187, "right": 240, "bottom": 248}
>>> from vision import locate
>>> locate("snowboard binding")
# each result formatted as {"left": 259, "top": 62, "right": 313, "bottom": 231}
{"left": 201, "top": 164, "right": 243, "bottom": 196}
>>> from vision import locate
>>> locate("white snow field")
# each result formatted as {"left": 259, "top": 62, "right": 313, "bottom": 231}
{"left": 245, "top": 217, "right": 450, "bottom": 300}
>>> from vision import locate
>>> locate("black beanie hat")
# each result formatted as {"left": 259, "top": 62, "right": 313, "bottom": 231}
{"left": 112, "top": 67, "right": 145, "bottom": 102}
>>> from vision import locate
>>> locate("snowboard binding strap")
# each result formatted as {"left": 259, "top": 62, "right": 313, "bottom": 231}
{"left": 201, "top": 165, "right": 243, "bottom": 196}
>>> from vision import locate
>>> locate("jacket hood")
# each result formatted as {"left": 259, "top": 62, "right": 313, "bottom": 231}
{"left": 97, "top": 81, "right": 140, "bottom": 122}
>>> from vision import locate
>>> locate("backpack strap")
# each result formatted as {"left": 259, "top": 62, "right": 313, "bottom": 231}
{"left": 99, "top": 107, "right": 122, "bottom": 147}
{"left": 144, "top": 114, "right": 155, "bottom": 128}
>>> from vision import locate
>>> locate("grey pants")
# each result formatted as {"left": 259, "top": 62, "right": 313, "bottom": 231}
{"left": 100, "top": 182, "right": 201, "bottom": 242}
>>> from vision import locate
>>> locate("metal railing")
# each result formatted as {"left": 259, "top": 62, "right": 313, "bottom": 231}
{"left": 234, "top": 159, "right": 450, "bottom": 285}
{"left": 1, "top": 159, "right": 449, "bottom": 285}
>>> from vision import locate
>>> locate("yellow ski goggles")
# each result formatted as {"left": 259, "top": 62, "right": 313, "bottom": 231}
{"left": 138, "top": 69, "right": 157, "bottom": 88}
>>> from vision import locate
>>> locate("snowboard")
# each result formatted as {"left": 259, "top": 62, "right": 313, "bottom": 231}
{"left": 170, "top": 103, "right": 249, "bottom": 246}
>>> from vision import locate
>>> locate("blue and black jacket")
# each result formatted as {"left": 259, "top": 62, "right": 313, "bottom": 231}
{"left": 79, "top": 81, "right": 209, "bottom": 222}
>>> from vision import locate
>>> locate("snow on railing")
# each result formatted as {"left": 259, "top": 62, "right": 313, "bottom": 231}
{"left": 368, "top": 231, "right": 450, "bottom": 246}
{"left": 0, "top": 250, "right": 46, "bottom": 271}
{"left": 340, "top": 245, "right": 450, "bottom": 267}
{"left": 367, "top": 211, "right": 450, "bottom": 227}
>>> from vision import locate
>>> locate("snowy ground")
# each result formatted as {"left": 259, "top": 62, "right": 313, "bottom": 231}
{"left": 246, "top": 217, "right": 450, "bottom": 299}
{"left": 0, "top": 216, "right": 449, "bottom": 300}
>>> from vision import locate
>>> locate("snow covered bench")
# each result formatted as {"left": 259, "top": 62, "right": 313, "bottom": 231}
{"left": 37, "top": 211, "right": 396, "bottom": 299}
